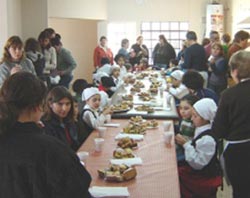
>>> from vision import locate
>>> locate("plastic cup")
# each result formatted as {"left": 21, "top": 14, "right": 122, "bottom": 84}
{"left": 106, "top": 114, "right": 111, "bottom": 123}
{"left": 94, "top": 138, "right": 105, "bottom": 152}
{"left": 162, "top": 121, "right": 171, "bottom": 131}
{"left": 163, "top": 131, "right": 174, "bottom": 145}
{"left": 77, "top": 151, "right": 89, "bottom": 165}
{"left": 97, "top": 127, "right": 107, "bottom": 138}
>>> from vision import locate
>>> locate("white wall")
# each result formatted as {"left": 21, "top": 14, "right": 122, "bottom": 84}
{"left": 48, "top": 0, "right": 107, "bottom": 20}
{"left": 49, "top": 18, "right": 98, "bottom": 83}
{"left": 102, "top": 0, "right": 210, "bottom": 42}
{"left": 7, "top": 0, "right": 22, "bottom": 37}
{"left": 21, "top": 0, "right": 48, "bottom": 40}
{"left": 0, "top": 0, "right": 8, "bottom": 55}
{"left": 231, "top": 0, "right": 250, "bottom": 34}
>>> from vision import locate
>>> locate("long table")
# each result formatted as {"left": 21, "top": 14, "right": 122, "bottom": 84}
{"left": 79, "top": 119, "right": 180, "bottom": 198}
{"left": 110, "top": 76, "right": 179, "bottom": 120}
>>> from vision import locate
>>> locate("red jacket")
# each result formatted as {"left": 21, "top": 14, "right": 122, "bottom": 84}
{"left": 93, "top": 46, "right": 114, "bottom": 68}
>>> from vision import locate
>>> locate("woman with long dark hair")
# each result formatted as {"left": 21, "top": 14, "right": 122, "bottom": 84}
{"left": 152, "top": 34, "right": 176, "bottom": 69}
{"left": 0, "top": 72, "right": 91, "bottom": 197}
{"left": 42, "top": 86, "right": 80, "bottom": 151}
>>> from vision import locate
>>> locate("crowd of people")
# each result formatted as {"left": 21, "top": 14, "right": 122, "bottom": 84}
{"left": 0, "top": 27, "right": 249, "bottom": 197}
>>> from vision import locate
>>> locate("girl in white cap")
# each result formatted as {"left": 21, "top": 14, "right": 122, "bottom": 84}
{"left": 81, "top": 87, "right": 112, "bottom": 134}
{"left": 175, "top": 98, "right": 222, "bottom": 197}
{"left": 166, "top": 70, "right": 189, "bottom": 104}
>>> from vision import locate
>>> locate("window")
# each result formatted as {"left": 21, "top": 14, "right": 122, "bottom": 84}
{"left": 107, "top": 22, "right": 136, "bottom": 59}
{"left": 141, "top": 21, "right": 189, "bottom": 64}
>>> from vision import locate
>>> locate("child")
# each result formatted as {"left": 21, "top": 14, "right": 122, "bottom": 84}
{"left": 42, "top": 86, "right": 80, "bottom": 151}
{"left": 175, "top": 94, "right": 199, "bottom": 162}
{"left": 124, "top": 63, "right": 133, "bottom": 73}
{"left": 96, "top": 57, "right": 112, "bottom": 75}
{"left": 166, "top": 70, "right": 189, "bottom": 103}
{"left": 208, "top": 43, "right": 228, "bottom": 96}
{"left": 99, "top": 76, "right": 116, "bottom": 98}
{"left": 134, "top": 57, "right": 148, "bottom": 71}
{"left": 114, "top": 54, "right": 127, "bottom": 79}
{"left": 182, "top": 70, "right": 219, "bottom": 104}
{"left": 81, "top": 87, "right": 112, "bottom": 133}
{"left": 110, "top": 65, "right": 121, "bottom": 92}
{"left": 175, "top": 98, "right": 222, "bottom": 197}
{"left": 166, "top": 58, "right": 179, "bottom": 75}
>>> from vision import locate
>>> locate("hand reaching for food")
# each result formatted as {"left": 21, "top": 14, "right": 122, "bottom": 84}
{"left": 175, "top": 134, "right": 188, "bottom": 146}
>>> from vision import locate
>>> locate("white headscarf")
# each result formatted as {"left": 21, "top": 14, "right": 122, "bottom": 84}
{"left": 193, "top": 98, "right": 217, "bottom": 123}
{"left": 170, "top": 70, "right": 184, "bottom": 81}
{"left": 82, "top": 87, "right": 100, "bottom": 101}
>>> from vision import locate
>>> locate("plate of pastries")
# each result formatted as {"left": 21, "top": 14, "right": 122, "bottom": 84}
{"left": 135, "top": 105, "right": 155, "bottom": 113}
{"left": 113, "top": 148, "right": 135, "bottom": 159}
{"left": 117, "top": 137, "right": 138, "bottom": 149}
{"left": 98, "top": 164, "right": 137, "bottom": 182}
{"left": 122, "top": 123, "right": 147, "bottom": 134}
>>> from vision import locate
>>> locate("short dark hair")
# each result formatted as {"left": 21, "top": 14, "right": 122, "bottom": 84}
{"left": 182, "top": 70, "right": 204, "bottom": 90}
{"left": 24, "top": 38, "right": 41, "bottom": 53}
{"left": 186, "top": 31, "right": 197, "bottom": 41}
{"left": 114, "top": 54, "right": 125, "bottom": 63}
{"left": 222, "top": 33, "right": 231, "bottom": 43}
{"left": 0, "top": 72, "right": 47, "bottom": 135}
{"left": 101, "top": 76, "right": 115, "bottom": 88}
{"left": 181, "top": 94, "right": 199, "bottom": 106}
{"left": 72, "top": 79, "right": 89, "bottom": 94}
{"left": 100, "top": 57, "right": 110, "bottom": 65}
{"left": 44, "top": 28, "right": 55, "bottom": 37}
{"left": 234, "top": 30, "right": 250, "bottom": 43}
{"left": 100, "top": 36, "right": 107, "bottom": 42}
{"left": 170, "top": 59, "right": 178, "bottom": 66}
{"left": 50, "top": 37, "right": 61, "bottom": 47}
{"left": 121, "top": 39, "right": 129, "bottom": 47}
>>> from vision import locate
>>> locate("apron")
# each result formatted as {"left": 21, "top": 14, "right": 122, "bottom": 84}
{"left": 220, "top": 138, "right": 250, "bottom": 185}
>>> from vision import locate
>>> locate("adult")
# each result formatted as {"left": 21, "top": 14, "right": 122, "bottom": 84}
{"left": 117, "top": 38, "right": 130, "bottom": 62}
{"left": 181, "top": 31, "right": 208, "bottom": 87}
{"left": 93, "top": 36, "right": 114, "bottom": 68}
{"left": 51, "top": 37, "right": 77, "bottom": 88}
{"left": 129, "top": 36, "right": 149, "bottom": 66}
{"left": 212, "top": 51, "right": 250, "bottom": 198}
{"left": 43, "top": 27, "right": 56, "bottom": 39}
{"left": 228, "top": 30, "right": 250, "bottom": 59}
{"left": 152, "top": 34, "right": 176, "bottom": 69}
{"left": 38, "top": 30, "right": 57, "bottom": 87}
{"left": 204, "top": 30, "right": 220, "bottom": 59}
{"left": 0, "top": 72, "right": 91, "bottom": 197}
{"left": 0, "top": 36, "right": 36, "bottom": 87}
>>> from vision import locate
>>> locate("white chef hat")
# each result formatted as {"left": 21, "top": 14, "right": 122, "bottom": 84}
{"left": 82, "top": 87, "right": 100, "bottom": 101}
{"left": 193, "top": 98, "right": 217, "bottom": 123}
{"left": 170, "top": 70, "right": 184, "bottom": 81}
